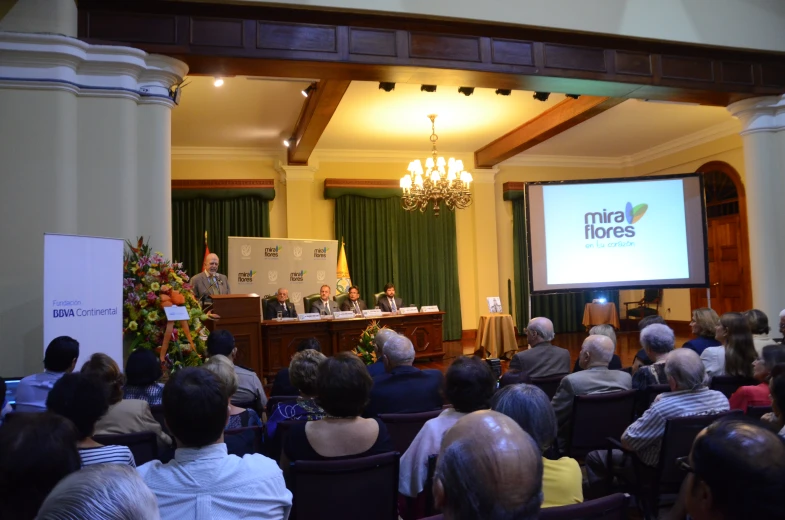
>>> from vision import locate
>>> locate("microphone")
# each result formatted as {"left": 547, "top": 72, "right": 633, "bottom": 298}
{"left": 199, "top": 278, "right": 218, "bottom": 305}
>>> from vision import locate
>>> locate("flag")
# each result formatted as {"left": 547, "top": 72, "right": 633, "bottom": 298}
{"left": 336, "top": 238, "right": 351, "bottom": 294}
{"left": 203, "top": 230, "right": 210, "bottom": 267}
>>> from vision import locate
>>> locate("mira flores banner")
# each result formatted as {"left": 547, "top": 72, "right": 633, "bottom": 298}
{"left": 228, "top": 237, "right": 339, "bottom": 314}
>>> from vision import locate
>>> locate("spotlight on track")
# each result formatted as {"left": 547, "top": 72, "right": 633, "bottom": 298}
{"left": 566, "top": 94, "right": 581, "bottom": 99}
{"left": 283, "top": 137, "right": 294, "bottom": 147}
{"left": 379, "top": 82, "right": 396, "bottom": 92}
{"left": 301, "top": 83, "right": 316, "bottom": 98}
{"left": 533, "top": 91, "right": 551, "bottom": 102}
{"left": 420, "top": 85, "right": 437, "bottom": 93}
{"left": 495, "top": 89, "right": 512, "bottom": 96}
{"left": 457, "top": 86, "right": 475, "bottom": 96}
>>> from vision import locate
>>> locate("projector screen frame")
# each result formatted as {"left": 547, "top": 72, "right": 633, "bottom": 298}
{"left": 524, "top": 172, "right": 710, "bottom": 295}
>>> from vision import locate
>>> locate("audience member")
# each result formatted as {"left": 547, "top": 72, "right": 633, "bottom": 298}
{"left": 779, "top": 309, "right": 785, "bottom": 343}
{"left": 123, "top": 348, "right": 164, "bottom": 406}
{"left": 283, "top": 353, "right": 393, "bottom": 468}
{"left": 701, "top": 312, "right": 756, "bottom": 379}
{"left": 204, "top": 355, "right": 262, "bottom": 429}
{"left": 631, "top": 315, "right": 667, "bottom": 373}
{"left": 509, "top": 317, "right": 570, "bottom": 378}
{"left": 82, "top": 353, "right": 171, "bottom": 451}
{"left": 367, "top": 327, "right": 398, "bottom": 377}
{"left": 729, "top": 344, "right": 785, "bottom": 412}
{"left": 399, "top": 356, "right": 496, "bottom": 498}
{"left": 499, "top": 367, "right": 531, "bottom": 388}
{"left": 0, "top": 412, "right": 81, "bottom": 519}
{"left": 745, "top": 308, "right": 773, "bottom": 355}
{"left": 767, "top": 365, "right": 785, "bottom": 436}
{"left": 633, "top": 324, "right": 674, "bottom": 391}
{"left": 492, "top": 384, "right": 583, "bottom": 508}
{"left": 266, "top": 349, "right": 327, "bottom": 440}
{"left": 0, "top": 377, "right": 9, "bottom": 426}
{"left": 682, "top": 307, "right": 721, "bottom": 356}
{"left": 206, "top": 329, "right": 267, "bottom": 407}
{"left": 36, "top": 464, "right": 160, "bottom": 520}
{"left": 586, "top": 348, "right": 729, "bottom": 494}
{"left": 271, "top": 337, "right": 321, "bottom": 397}
{"left": 572, "top": 324, "right": 622, "bottom": 372}
{"left": 364, "top": 335, "right": 444, "bottom": 417}
{"left": 46, "top": 373, "right": 135, "bottom": 467}
{"left": 433, "top": 411, "right": 543, "bottom": 520}
{"left": 139, "top": 368, "right": 292, "bottom": 518}
{"left": 14, "top": 336, "right": 79, "bottom": 412}
{"left": 552, "top": 335, "right": 632, "bottom": 450}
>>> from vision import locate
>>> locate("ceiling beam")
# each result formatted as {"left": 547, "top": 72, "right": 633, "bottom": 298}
{"left": 474, "top": 96, "right": 626, "bottom": 168}
{"left": 287, "top": 79, "right": 351, "bottom": 165}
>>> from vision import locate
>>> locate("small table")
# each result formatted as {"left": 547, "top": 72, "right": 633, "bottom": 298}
{"left": 582, "top": 302, "right": 621, "bottom": 330}
{"left": 475, "top": 314, "right": 517, "bottom": 359}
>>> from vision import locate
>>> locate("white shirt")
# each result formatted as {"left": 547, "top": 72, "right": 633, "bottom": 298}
{"left": 753, "top": 334, "right": 773, "bottom": 356}
{"left": 138, "top": 443, "right": 292, "bottom": 520}
{"left": 700, "top": 346, "right": 726, "bottom": 378}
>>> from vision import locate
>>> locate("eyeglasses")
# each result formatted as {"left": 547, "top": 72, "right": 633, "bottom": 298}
{"left": 676, "top": 456, "right": 694, "bottom": 474}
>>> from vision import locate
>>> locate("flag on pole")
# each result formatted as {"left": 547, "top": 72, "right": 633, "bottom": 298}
{"left": 203, "top": 231, "right": 210, "bottom": 267}
{"left": 336, "top": 238, "right": 351, "bottom": 294}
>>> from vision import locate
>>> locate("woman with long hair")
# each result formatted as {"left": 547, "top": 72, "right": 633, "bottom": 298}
{"left": 700, "top": 312, "right": 756, "bottom": 379}
{"left": 729, "top": 344, "right": 785, "bottom": 412}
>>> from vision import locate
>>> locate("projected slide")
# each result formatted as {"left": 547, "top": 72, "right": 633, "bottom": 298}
{"left": 526, "top": 174, "right": 708, "bottom": 293}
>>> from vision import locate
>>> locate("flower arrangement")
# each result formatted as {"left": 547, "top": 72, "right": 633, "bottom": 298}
{"left": 353, "top": 320, "right": 387, "bottom": 365}
{"left": 123, "top": 237, "right": 208, "bottom": 372}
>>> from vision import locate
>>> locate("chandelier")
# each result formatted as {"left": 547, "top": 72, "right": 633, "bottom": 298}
{"left": 400, "top": 114, "right": 472, "bottom": 216}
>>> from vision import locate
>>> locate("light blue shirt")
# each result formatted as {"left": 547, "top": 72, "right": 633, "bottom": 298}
{"left": 14, "top": 370, "right": 66, "bottom": 412}
{"left": 138, "top": 443, "right": 292, "bottom": 520}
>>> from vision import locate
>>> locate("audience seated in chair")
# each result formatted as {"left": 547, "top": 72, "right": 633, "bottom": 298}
{"left": 633, "top": 324, "right": 675, "bottom": 416}
{"left": 367, "top": 328, "right": 398, "bottom": 378}
{"left": 36, "top": 464, "right": 160, "bottom": 520}
{"left": 572, "top": 324, "right": 622, "bottom": 373}
{"left": 82, "top": 353, "right": 172, "bottom": 452}
{"left": 763, "top": 365, "right": 785, "bottom": 436}
{"left": 399, "top": 356, "right": 496, "bottom": 499}
{"left": 204, "top": 355, "right": 263, "bottom": 434}
{"left": 668, "top": 419, "right": 785, "bottom": 520}
{"left": 682, "top": 308, "right": 721, "bottom": 356}
{"left": 14, "top": 336, "right": 79, "bottom": 412}
{"left": 746, "top": 308, "right": 774, "bottom": 356}
{"left": 433, "top": 411, "right": 543, "bottom": 520}
{"left": 47, "top": 372, "right": 135, "bottom": 467}
{"left": 123, "top": 348, "right": 164, "bottom": 406}
{"left": 492, "top": 384, "right": 583, "bottom": 508}
{"left": 499, "top": 367, "right": 532, "bottom": 388}
{"left": 267, "top": 349, "right": 327, "bottom": 440}
{"left": 729, "top": 344, "right": 785, "bottom": 412}
{"left": 138, "top": 367, "right": 292, "bottom": 518}
{"left": 377, "top": 282, "right": 404, "bottom": 313}
{"left": 364, "top": 335, "right": 444, "bottom": 417}
{"left": 509, "top": 317, "right": 570, "bottom": 378}
{"left": 632, "top": 315, "right": 666, "bottom": 373}
{"left": 283, "top": 353, "right": 394, "bottom": 471}
{"left": 0, "top": 412, "right": 81, "bottom": 520}
{"left": 585, "top": 348, "right": 729, "bottom": 496}
{"left": 207, "top": 329, "right": 267, "bottom": 409}
{"left": 701, "top": 312, "right": 756, "bottom": 379}
{"left": 271, "top": 337, "right": 322, "bottom": 397}
{"left": 551, "top": 335, "right": 632, "bottom": 451}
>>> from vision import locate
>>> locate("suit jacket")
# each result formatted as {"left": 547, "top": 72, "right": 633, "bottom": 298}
{"left": 340, "top": 298, "right": 367, "bottom": 314}
{"left": 191, "top": 271, "right": 230, "bottom": 302}
{"left": 377, "top": 296, "right": 403, "bottom": 313}
{"left": 551, "top": 367, "right": 632, "bottom": 449}
{"left": 93, "top": 398, "right": 172, "bottom": 451}
{"left": 364, "top": 365, "right": 444, "bottom": 418}
{"left": 311, "top": 298, "right": 340, "bottom": 316}
{"left": 509, "top": 342, "right": 571, "bottom": 378}
{"left": 265, "top": 300, "right": 297, "bottom": 321}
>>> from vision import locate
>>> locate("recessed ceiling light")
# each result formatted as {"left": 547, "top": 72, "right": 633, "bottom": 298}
{"left": 213, "top": 77, "right": 224, "bottom": 87}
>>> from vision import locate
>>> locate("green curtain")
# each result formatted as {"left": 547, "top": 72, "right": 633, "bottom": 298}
{"left": 511, "top": 199, "right": 619, "bottom": 333}
{"left": 335, "top": 196, "right": 462, "bottom": 341}
{"left": 172, "top": 196, "right": 270, "bottom": 277}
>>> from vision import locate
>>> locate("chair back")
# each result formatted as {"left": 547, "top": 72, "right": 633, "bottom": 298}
{"left": 530, "top": 373, "right": 569, "bottom": 400}
{"left": 93, "top": 431, "right": 158, "bottom": 466}
{"left": 747, "top": 404, "right": 773, "bottom": 420}
{"left": 149, "top": 404, "right": 169, "bottom": 435}
{"left": 266, "top": 395, "right": 299, "bottom": 417}
{"left": 291, "top": 452, "right": 400, "bottom": 520}
{"left": 709, "top": 376, "right": 758, "bottom": 399}
{"left": 225, "top": 425, "right": 263, "bottom": 456}
{"left": 266, "top": 419, "right": 307, "bottom": 461}
{"left": 644, "top": 384, "right": 671, "bottom": 409}
{"left": 234, "top": 395, "right": 262, "bottom": 415}
{"left": 378, "top": 409, "right": 444, "bottom": 455}
{"left": 567, "top": 390, "right": 636, "bottom": 458}
{"left": 643, "top": 289, "right": 660, "bottom": 303}
{"left": 374, "top": 291, "right": 385, "bottom": 307}
{"left": 334, "top": 293, "right": 349, "bottom": 309}
{"left": 303, "top": 293, "right": 321, "bottom": 313}
{"left": 539, "top": 493, "right": 630, "bottom": 520}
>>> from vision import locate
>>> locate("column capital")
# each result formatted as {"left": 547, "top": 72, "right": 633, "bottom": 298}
{"left": 469, "top": 167, "right": 499, "bottom": 184}
{"left": 727, "top": 95, "right": 785, "bottom": 136}
{"left": 274, "top": 161, "right": 319, "bottom": 184}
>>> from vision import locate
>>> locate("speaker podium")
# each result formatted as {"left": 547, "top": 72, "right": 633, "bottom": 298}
{"left": 208, "top": 294, "right": 263, "bottom": 377}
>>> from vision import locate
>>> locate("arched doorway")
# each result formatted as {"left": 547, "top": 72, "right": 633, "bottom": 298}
{"left": 690, "top": 161, "right": 752, "bottom": 315}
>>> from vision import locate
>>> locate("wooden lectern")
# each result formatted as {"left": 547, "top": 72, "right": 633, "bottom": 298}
{"left": 209, "top": 294, "right": 263, "bottom": 377}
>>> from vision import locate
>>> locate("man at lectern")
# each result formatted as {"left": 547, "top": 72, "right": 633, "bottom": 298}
{"left": 311, "top": 285, "right": 340, "bottom": 316}
{"left": 265, "top": 288, "right": 297, "bottom": 320}
{"left": 191, "top": 254, "right": 231, "bottom": 303}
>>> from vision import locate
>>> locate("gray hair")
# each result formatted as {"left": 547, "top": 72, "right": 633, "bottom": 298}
{"left": 640, "top": 324, "right": 675, "bottom": 354}
{"left": 665, "top": 348, "right": 706, "bottom": 391}
{"left": 384, "top": 335, "right": 415, "bottom": 367}
{"left": 528, "top": 317, "right": 555, "bottom": 342}
{"left": 583, "top": 335, "right": 614, "bottom": 365}
{"left": 36, "top": 464, "right": 160, "bottom": 519}
{"left": 589, "top": 324, "right": 617, "bottom": 347}
{"left": 491, "top": 384, "right": 556, "bottom": 452}
{"left": 374, "top": 328, "right": 398, "bottom": 356}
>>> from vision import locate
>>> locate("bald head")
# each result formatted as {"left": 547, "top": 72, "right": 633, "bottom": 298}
{"left": 579, "top": 334, "right": 615, "bottom": 369}
{"left": 665, "top": 347, "right": 706, "bottom": 391}
{"left": 527, "top": 317, "right": 555, "bottom": 346}
{"left": 435, "top": 410, "right": 543, "bottom": 520}
{"left": 203, "top": 253, "right": 219, "bottom": 275}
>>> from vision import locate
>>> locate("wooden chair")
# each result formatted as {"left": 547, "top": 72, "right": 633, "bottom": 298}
{"left": 624, "top": 289, "right": 661, "bottom": 320}
{"left": 540, "top": 493, "right": 630, "bottom": 520}
{"left": 225, "top": 425, "right": 263, "bottom": 456}
{"left": 530, "top": 373, "right": 569, "bottom": 401}
{"left": 566, "top": 390, "right": 637, "bottom": 460}
{"left": 709, "top": 376, "right": 758, "bottom": 399}
{"left": 93, "top": 431, "right": 158, "bottom": 466}
{"left": 378, "top": 409, "right": 443, "bottom": 455}
{"left": 266, "top": 419, "right": 307, "bottom": 462}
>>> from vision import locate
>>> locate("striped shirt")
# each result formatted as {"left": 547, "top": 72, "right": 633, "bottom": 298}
{"left": 622, "top": 387, "right": 729, "bottom": 467}
{"left": 79, "top": 445, "right": 136, "bottom": 467}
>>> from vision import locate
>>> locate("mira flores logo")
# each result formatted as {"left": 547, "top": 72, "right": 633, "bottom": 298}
{"left": 290, "top": 270, "right": 307, "bottom": 282}
{"left": 584, "top": 202, "right": 648, "bottom": 240}
{"left": 313, "top": 246, "right": 329, "bottom": 259}
{"left": 238, "top": 270, "right": 257, "bottom": 283}
{"left": 264, "top": 245, "right": 283, "bottom": 258}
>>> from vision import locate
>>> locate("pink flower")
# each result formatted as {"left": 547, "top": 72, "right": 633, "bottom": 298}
{"left": 125, "top": 293, "right": 140, "bottom": 305}
{"left": 182, "top": 283, "right": 192, "bottom": 290}
{"left": 146, "top": 292, "right": 157, "bottom": 302}
{"left": 151, "top": 253, "right": 164, "bottom": 264}
{"left": 138, "top": 256, "right": 151, "bottom": 268}
{"left": 123, "top": 278, "right": 135, "bottom": 289}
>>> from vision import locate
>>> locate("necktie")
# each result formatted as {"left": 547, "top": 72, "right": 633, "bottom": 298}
{"left": 210, "top": 277, "right": 218, "bottom": 295}
{"left": 354, "top": 301, "right": 360, "bottom": 314}
{"left": 325, "top": 301, "right": 332, "bottom": 315}
{"left": 390, "top": 298, "right": 397, "bottom": 312}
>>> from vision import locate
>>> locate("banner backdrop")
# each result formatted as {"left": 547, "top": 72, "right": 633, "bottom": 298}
{"left": 43, "top": 234, "right": 124, "bottom": 369}
{"left": 228, "top": 237, "right": 339, "bottom": 314}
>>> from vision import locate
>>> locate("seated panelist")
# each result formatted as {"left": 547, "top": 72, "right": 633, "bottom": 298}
{"left": 340, "top": 286, "right": 367, "bottom": 315}
{"left": 377, "top": 283, "right": 403, "bottom": 313}
{"left": 311, "top": 285, "right": 339, "bottom": 316}
{"left": 265, "top": 288, "right": 297, "bottom": 320}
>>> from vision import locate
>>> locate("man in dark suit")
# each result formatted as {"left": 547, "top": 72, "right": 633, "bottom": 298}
{"left": 310, "top": 284, "right": 340, "bottom": 316}
{"left": 190, "top": 254, "right": 231, "bottom": 303}
{"left": 364, "top": 335, "right": 443, "bottom": 417}
{"left": 265, "top": 288, "right": 296, "bottom": 320}
{"left": 376, "top": 282, "right": 403, "bottom": 313}
{"left": 509, "top": 317, "right": 571, "bottom": 378}
{"left": 340, "top": 285, "right": 367, "bottom": 315}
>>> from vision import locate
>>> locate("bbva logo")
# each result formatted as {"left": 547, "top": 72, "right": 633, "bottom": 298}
{"left": 53, "top": 309, "right": 75, "bottom": 318}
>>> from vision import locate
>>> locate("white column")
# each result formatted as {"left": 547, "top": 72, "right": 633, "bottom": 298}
{"left": 728, "top": 96, "right": 785, "bottom": 324}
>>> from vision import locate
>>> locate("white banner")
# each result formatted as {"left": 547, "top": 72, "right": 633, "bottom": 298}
{"left": 44, "top": 234, "right": 124, "bottom": 369}
{"left": 228, "top": 237, "right": 339, "bottom": 314}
